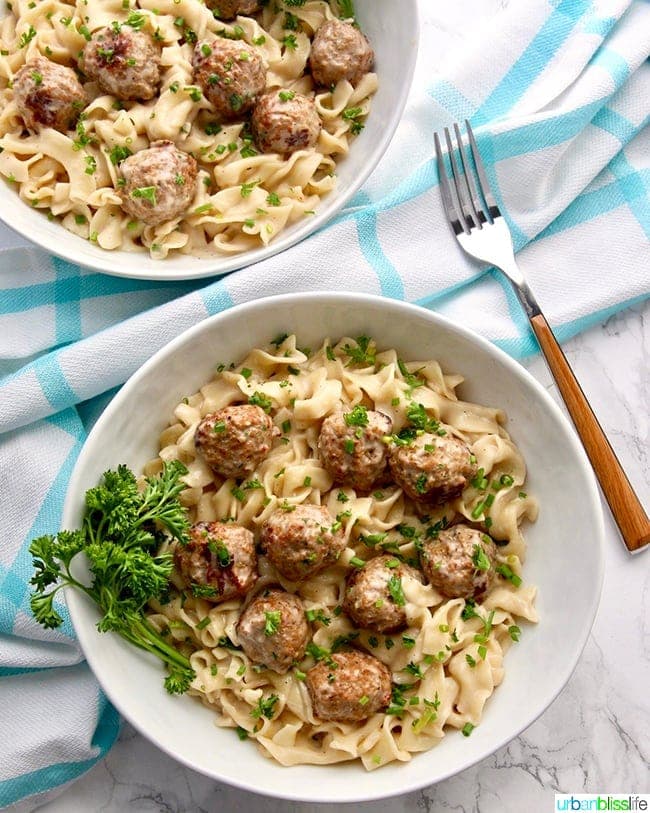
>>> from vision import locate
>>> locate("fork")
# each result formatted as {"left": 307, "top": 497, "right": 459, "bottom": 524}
{"left": 434, "top": 120, "right": 649, "bottom": 553}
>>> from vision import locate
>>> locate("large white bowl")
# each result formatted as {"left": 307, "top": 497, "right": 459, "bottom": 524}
{"left": 63, "top": 293, "right": 605, "bottom": 802}
{"left": 0, "top": 1, "right": 418, "bottom": 281}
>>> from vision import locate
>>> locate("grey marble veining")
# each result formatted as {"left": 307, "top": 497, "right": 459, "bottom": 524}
{"left": 30, "top": 301, "right": 649, "bottom": 813}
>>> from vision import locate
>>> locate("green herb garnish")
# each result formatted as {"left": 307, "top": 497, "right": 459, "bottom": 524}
{"left": 29, "top": 462, "right": 194, "bottom": 694}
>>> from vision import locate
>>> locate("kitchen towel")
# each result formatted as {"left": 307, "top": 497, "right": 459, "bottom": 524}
{"left": 1, "top": 0, "right": 649, "bottom": 808}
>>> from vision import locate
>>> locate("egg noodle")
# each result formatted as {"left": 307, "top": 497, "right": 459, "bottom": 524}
{"left": 143, "top": 334, "right": 539, "bottom": 770}
{"left": 0, "top": 0, "right": 376, "bottom": 258}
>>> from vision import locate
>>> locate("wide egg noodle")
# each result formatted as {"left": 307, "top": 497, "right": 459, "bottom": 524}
{"left": 143, "top": 336, "right": 539, "bottom": 770}
{"left": 0, "top": 0, "right": 376, "bottom": 258}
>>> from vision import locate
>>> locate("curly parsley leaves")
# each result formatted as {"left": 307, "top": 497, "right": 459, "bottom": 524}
{"left": 29, "top": 461, "right": 194, "bottom": 694}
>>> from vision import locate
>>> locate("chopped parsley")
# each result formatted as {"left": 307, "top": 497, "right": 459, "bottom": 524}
{"left": 415, "top": 473, "right": 428, "bottom": 494}
{"left": 404, "top": 661, "right": 423, "bottom": 678}
{"left": 240, "top": 180, "right": 258, "bottom": 198}
{"left": 125, "top": 10, "right": 145, "bottom": 29}
{"left": 131, "top": 186, "right": 157, "bottom": 205}
{"left": 248, "top": 391, "right": 273, "bottom": 413}
{"left": 387, "top": 575, "right": 405, "bottom": 607}
{"left": 264, "top": 610, "right": 281, "bottom": 637}
{"left": 230, "top": 92, "right": 244, "bottom": 111}
{"left": 405, "top": 402, "right": 444, "bottom": 435}
{"left": 305, "top": 608, "right": 330, "bottom": 626}
{"left": 191, "top": 583, "right": 218, "bottom": 599}
{"left": 343, "top": 404, "right": 369, "bottom": 427}
{"left": 342, "top": 335, "right": 375, "bottom": 367}
{"left": 19, "top": 25, "right": 37, "bottom": 48}
{"left": 342, "top": 106, "right": 365, "bottom": 135}
{"left": 250, "top": 694, "right": 279, "bottom": 720}
{"left": 472, "top": 543, "right": 491, "bottom": 572}
{"left": 109, "top": 145, "right": 132, "bottom": 165}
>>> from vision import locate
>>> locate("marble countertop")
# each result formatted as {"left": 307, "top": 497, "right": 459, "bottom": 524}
{"left": 7, "top": 1, "right": 648, "bottom": 811}
{"left": 29, "top": 300, "right": 649, "bottom": 813}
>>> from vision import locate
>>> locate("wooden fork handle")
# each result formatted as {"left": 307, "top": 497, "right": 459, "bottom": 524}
{"left": 530, "top": 312, "right": 650, "bottom": 552}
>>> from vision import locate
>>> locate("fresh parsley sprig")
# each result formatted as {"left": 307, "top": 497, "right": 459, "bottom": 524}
{"left": 29, "top": 461, "right": 195, "bottom": 694}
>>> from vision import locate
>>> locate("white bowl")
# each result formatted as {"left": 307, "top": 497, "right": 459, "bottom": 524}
{"left": 0, "top": 1, "right": 418, "bottom": 281}
{"left": 63, "top": 293, "right": 605, "bottom": 802}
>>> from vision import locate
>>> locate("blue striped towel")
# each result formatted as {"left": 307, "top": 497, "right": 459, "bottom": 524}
{"left": 1, "top": 1, "right": 649, "bottom": 808}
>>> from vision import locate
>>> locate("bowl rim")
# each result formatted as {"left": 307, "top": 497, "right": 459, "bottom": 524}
{"left": 63, "top": 292, "right": 606, "bottom": 802}
{"left": 0, "top": 1, "right": 420, "bottom": 281}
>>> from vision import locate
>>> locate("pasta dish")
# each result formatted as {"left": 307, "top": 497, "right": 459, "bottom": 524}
{"left": 0, "top": 0, "right": 376, "bottom": 258}
{"left": 143, "top": 333, "right": 539, "bottom": 770}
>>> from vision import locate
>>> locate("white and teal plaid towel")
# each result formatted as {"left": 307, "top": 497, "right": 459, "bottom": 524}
{"left": 1, "top": 0, "right": 649, "bottom": 808}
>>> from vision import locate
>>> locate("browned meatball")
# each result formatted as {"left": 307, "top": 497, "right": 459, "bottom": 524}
{"left": 206, "top": 0, "right": 261, "bottom": 19}
{"left": 251, "top": 90, "right": 321, "bottom": 155}
{"left": 82, "top": 25, "right": 161, "bottom": 101}
{"left": 194, "top": 404, "right": 278, "bottom": 480}
{"left": 343, "top": 555, "right": 422, "bottom": 634}
{"left": 420, "top": 524, "right": 497, "bottom": 599}
{"left": 260, "top": 504, "right": 346, "bottom": 582}
{"left": 175, "top": 521, "right": 258, "bottom": 602}
{"left": 309, "top": 19, "right": 374, "bottom": 88}
{"left": 306, "top": 650, "right": 391, "bottom": 722}
{"left": 193, "top": 39, "right": 265, "bottom": 121}
{"left": 119, "top": 141, "right": 198, "bottom": 226}
{"left": 236, "top": 588, "right": 309, "bottom": 673}
{"left": 318, "top": 406, "right": 391, "bottom": 492}
{"left": 13, "top": 57, "right": 87, "bottom": 133}
{"left": 389, "top": 433, "right": 477, "bottom": 505}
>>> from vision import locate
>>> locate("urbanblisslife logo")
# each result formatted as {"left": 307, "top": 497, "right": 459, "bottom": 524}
{"left": 555, "top": 796, "right": 649, "bottom": 811}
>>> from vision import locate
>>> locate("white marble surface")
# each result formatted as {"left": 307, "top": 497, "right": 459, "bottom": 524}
{"left": 7, "top": 1, "right": 649, "bottom": 810}
{"left": 29, "top": 300, "right": 650, "bottom": 813}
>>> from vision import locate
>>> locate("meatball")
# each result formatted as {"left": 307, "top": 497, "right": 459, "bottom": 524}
{"left": 389, "top": 433, "right": 477, "bottom": 505}
{"left": 343, "top": 555, "right": 422, "bottom": 633}
{"left": 119, "top": 141, "right": 197, "bottom": 226}
{"left": 309, "top": 19, "right": 374, "bottom": 88}
{"left": 82, "top": 25, "right": 161, "bottom": 101}
{"left": 318, "top": 407, "right": 391, "bottom": 492}
{"left": 420, "top": 524, "right": 497, "bottom": 599}
{"left": 206, "top": 0, "right": 261, "bottom": 19}
{"left": 13, "top": 57, "right": 87, "bottom": 133}
{"left": 175, "top": 521, "right": 258, "bottom": 602}
{"left": 306, "top": 650, "right": 391, "bottom": 722}
{"left": 251, "top": 90, "right": 321, "bottom": 155}
{"left": 193, "top": 39, "right": 265, "bottom": 121}
{"left": 236, "top": 588, "right": 309, "bottom": 673}
{"left": 260, "top": 504, "right": 346, "bottom": 582}
{"left": 194, "top": 404, "right": 278, "bottom": 480}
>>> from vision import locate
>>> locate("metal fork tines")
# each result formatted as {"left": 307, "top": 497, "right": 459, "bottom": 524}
{"left": 434, "top": 120, "right": 650, "bottom": 554}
